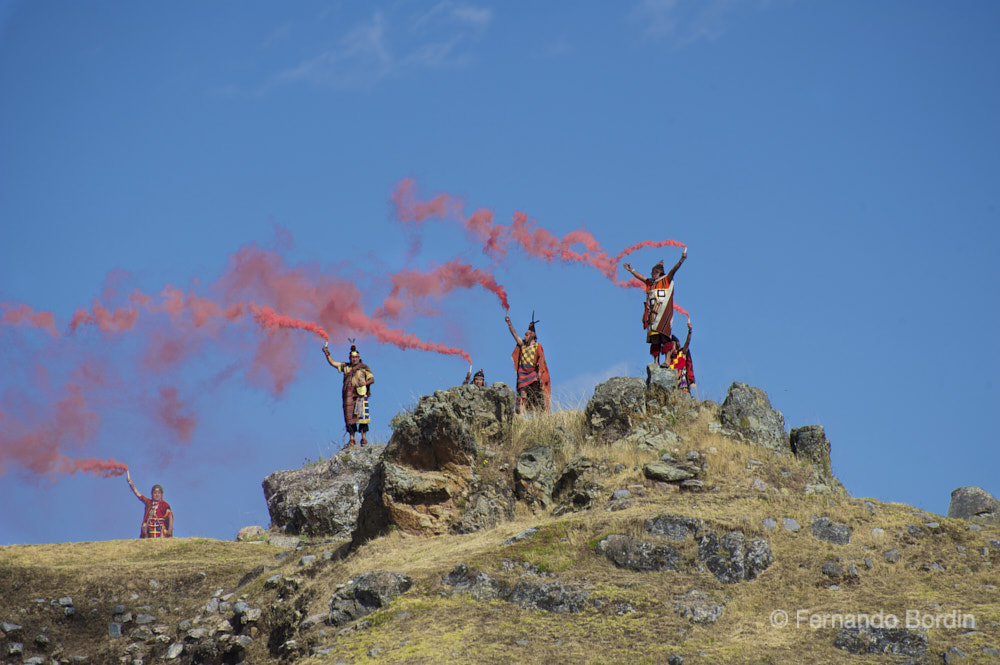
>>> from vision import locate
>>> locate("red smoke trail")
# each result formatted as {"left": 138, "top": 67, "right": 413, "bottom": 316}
{"left": 0, "top": 383, "right": 106, "bottom": 478}
{"left": 390, "top": 179, "right": 679, "bottom": 290}
{"left": 612, "top": 239, "right": 686, "bottom": 264}
{"left": 673, "top": 303, "right": 690, "bottom": 318}
{"left": 59, "top": 456, "right": 128, "bottom": 478}
{"left": 376, "top": 259, "right": 510, "bottom": 320}
{"left": 248, "top": 303, "right": 329, "bottom": 341}
{"left": 1, "top": 303, "right": 60, "bottom": 337}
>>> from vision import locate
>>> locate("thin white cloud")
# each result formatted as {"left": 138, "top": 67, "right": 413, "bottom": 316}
{"left": 274, "top": 12, "right": 393, "bottom": 91}
{"left": 628, "top": 0, "right": 740, "bottom": 47}
{"left": 552, "top": 361, "right": 634, "bottom": 411}
{"left": 258, "top": 4, "right": 491, "bottom": 93}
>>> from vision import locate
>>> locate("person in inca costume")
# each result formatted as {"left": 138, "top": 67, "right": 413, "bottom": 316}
{"left": 126, "top": 469, "right": 174, "bottom": 538}
{"left": 506, "top": 312, "right": 551, "bottom": 414}
{"left": 324, "top": 342, "right": 375, "bottom": 447}
{"left": 667, "top": 320, "right": 696, "bottom": 393}
{"left": 463, "top": 367, "right": 486, "bottom": 386}
{"left": 623, "top": 248, "right": 687, "bottom": 365}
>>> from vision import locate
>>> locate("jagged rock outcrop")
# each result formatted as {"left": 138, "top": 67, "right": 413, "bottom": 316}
{"left": 262, "top": 444, "right": 385, "bottom": 538}
{"left": 719, "top": 382, "right": 790, "bottom": 454}
{"left": 948, "top": 486, "right": 1000, "bottom": 526}
{"left": 355, "top": 384, "right": 516, "bottom": 540}
{"left": 584, "top": 377, "right": 646, "bottom": 443}
{"left": 790, "top": 426, "right": 846, "bottom": 495}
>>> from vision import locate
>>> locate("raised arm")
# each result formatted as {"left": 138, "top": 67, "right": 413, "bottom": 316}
{"left": 665, "top": 248, "right": 687, "bottom": 283}
{"left": 622, "top": 263, "right": 648, "bottom": 283}
{"left": 505, "top": 313, "right": 523, "bottom": 346}
{"left": 682, "top": 320, "right": 692, "bottom": 352}
{"left": 126, "top": 468, "right": 142, "bottom": 500}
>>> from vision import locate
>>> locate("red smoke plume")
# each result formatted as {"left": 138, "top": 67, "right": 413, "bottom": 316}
{"left": 1, "top": 303, "right": 60, "bottom": 337}
{"left": 612, "top": 239, "right": 686, "bottom": 264}
{"left": 249, "top": 303, "right": 329, "bottom": 341}
{"left": 376, "top": 258, "right": 510, "bottom": 320}
{"left": 390, "top": 179, "right": 686, "bottom": 292}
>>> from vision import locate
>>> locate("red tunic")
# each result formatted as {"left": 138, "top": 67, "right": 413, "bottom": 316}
{"left": 137, "top": 495, "right": 173, "bottom": 538}
{"left": 511, "top": 341, "right": 551, "bottom": 412}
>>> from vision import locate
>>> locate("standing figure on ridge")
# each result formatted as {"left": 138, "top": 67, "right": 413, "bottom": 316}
{"left": 463, "top": 367, "right": 487, "bottom": 386}
{"left": 667, "top": 320, "right": 696, "bottom": 393}
{"left": 506, "top": 312, "right": 551, "bottom": 414}
{"left": 623, "top": 248, "right": 686, "bottom": 365}
{"left": 126, "top": 469, "right": 174, "bottom": 538}
{"left": 323, "top": 342, "right": 375, "bottom": 447}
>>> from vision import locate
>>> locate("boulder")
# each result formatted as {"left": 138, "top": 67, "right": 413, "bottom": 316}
{"left": 948, "top": 486, "right": 1000, "bottom": 526}
{"left": 645, "top": 514, "right": 705, "bottom": 541}
{"left": 673, "top": 589, "right": 725, "bottom": 624}
{"left": 596, "top": 534, "right": 681, "bottom": 572}
{"left": 698, "top": 530, "right": 774, "bottom": 583}
{"left": 507, "top": 579, "right": 590, "bottom": 614}
{"left": 552, "top": 456, "right": 605, "bottom": 514}
{"left": 718, "top": 382, "right": 789, "bottom": 454}
{"left": 262, "top": 444, "right": 384, "bottom": 539}
{"left": 441, "top": 564, "right": 505, "bottom": 601}
{"left": 811, "top": 517, "right": 852, "bottom": 545}
{"left": 833, "top": 626, "right": 927, "bottom": 658}
{"left": 327, "top": 571, "right": 412, "bottom": 626}
{"left": 515, "top": 446, "right": 557, "bottom": 509}
{"left": 584, "top": 377, "right": 646, "bottom": 443}
{"left": 643, "top": 460, "right": 698, "bottom": 483}
{"left": 355, "top": 385, "right": 516, "bottom": 540}
{"left": 790, "top": 426, "right": 832, "bottom": 472}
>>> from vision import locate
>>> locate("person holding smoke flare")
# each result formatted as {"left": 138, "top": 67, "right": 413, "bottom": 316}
{"left": 666, "top": 319, "right": 696, "bottom": 393}
{"left": 623, "top": 248, "right": 687, "bottom": 365}
{"left": 126, "top": 468, "right": 174, "bottom": 538}
{"left": 463, "top": 367, "right": 487, "bottom": 386}
{"left": 505, "top": 312, "right": 551, "bottom": 414}
{"left": 324, "top": 342, "right": 375, "bottom": 447}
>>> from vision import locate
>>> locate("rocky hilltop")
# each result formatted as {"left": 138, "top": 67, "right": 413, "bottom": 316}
{"left": 1, "top": 367, "right": 998, "bottom": 665}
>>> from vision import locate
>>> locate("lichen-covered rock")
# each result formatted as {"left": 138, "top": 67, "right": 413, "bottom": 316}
{"left": 507, "top": 579, "right": 590, "bottom": 614}
{"left": 441, "top": 564, "right": 506, "bottom": 600}
{"left": 327, "top": 571, "right": 412, "bottom": 626}
{"left": 262, "top": 444, "right": 385, "bottom": 538}
{"left": 948, "top": 486, "right": 1000, "bottom": 526}
{"left": 673, "top": 589, "right": 725, "bottom": 624}
{"left": 698, "top": 530, "right": 774, "bottom": 583}
{"left": 596, "top": 534, "right": 680, "bottom": 572}
{"left": 718, "top": 382, "right": 789, "bottom": 454}
{"left": 645, "top": 514, "right": 705, "bottom": 541}
{"left": 355, "top": 385, "right": 516, "bottom": 539}
{"left": 584, "top": 377, "right": 646, "bottom": 443}
{"left": 552, "top": 456, "right": 605, "bottom": 515}
{"left": 515, "top": 446, "right": 557, "bottom": 509}
{"left": 811, "top": 517, "right": 852, "bottom": 545}
{"left": 833, "top": 626, "right": 928, "bottom": 658}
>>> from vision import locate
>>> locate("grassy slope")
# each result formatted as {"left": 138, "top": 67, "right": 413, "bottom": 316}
{"left": 2, "top": 408, "right": 998, "bottom": 665}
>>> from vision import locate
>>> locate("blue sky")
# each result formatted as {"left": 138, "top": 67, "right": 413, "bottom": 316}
{"left": 1, "top": 1, "right": 998, "bottom": 545}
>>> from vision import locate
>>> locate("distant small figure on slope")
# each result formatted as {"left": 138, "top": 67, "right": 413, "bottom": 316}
{"left": 463, "top": 366, "right": 486, "bottom": 387}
